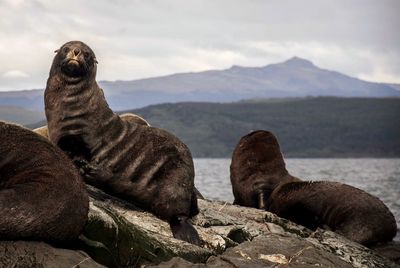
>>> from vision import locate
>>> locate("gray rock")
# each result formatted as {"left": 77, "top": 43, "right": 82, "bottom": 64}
{"left": 0, "top": 240, "right": 104, "bottom": 268}
{"left": 3, "top": 185, "right": 396, "bottom": 267}
{"left": 80, "top": 186, "right": 398, "bottom": 268}
{"left": 150, "top": 234, "right": 353, "bottom": 267}
{"left": 371, "top": 241, "right": 400, "bottom": 265}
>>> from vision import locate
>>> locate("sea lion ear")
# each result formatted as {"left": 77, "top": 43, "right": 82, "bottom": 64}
{"left": 94, "top": 58, "right": 98, "bottom": 64}
{"left": 54, "top": 49, "right": 59, "bottom": 53}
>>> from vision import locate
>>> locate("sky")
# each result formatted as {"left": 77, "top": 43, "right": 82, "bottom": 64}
{"left": 0, "top": 0, "right": 399, "bottom": 91}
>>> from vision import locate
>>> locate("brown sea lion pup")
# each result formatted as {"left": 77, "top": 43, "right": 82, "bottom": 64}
{"left": 45, "top": 41, "right": 201, "bottom": 245}
{"left": 266, "top": 181, "right": 397, "bottom": 245}
{"left": 0, "top": 121, "right": 89, "bottom": 242}
{"left": 230, "top": 130, "right": 300, "bottom": 209}
{"left": 33, "top": 113, "right": 150, "bottom": 139}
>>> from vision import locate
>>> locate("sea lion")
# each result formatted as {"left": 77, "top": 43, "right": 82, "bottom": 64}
{"left": 266, "top": 181, "right": 397, "bottom": 245}
{"left": 230, "top": 130, "right": 300, "bottom": 209}
{"left": 44, "top": 41, "right": 200, "bottom": 245}
{"left": 33, "top": 113, "right": 150, "bottom": 139}
{"left": 0, "top": 121, "right": 88, "bottom": 242}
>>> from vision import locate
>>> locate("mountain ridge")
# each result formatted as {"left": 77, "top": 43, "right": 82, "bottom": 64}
{"left": 1, "top": 57, "right": 399, "bottom": 111}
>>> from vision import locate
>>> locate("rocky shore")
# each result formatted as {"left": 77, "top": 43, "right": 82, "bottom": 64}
{"left": 1, "top": 185, "right": 399, "bottom": 267}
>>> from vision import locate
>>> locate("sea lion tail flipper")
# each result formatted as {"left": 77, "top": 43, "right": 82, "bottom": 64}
{"left": 170, "top": 216, "right": 202, "bottom": 246}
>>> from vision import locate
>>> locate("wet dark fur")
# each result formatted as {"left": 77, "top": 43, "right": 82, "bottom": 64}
{"left": 230, "top": 130, "right": 300, "bottom": 208}
{"left": 267, "top": 181, "right": 397, "bottom": 245}
{"left": 45, "top": 41, "right": 200, "bottom": 245}
{"left": 0, "top": 121, "right": 88, "bottom": 242}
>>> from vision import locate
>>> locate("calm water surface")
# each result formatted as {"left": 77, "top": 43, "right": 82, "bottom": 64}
{"left": 194, "top": 158, "right": 400, "bottom": 241}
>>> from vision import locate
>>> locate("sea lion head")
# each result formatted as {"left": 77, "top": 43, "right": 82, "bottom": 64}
{"left": 51, "top": 41, "right": 98, "bottom": 82}
{"left": 239, "top": 130, "right": 286, "bottom": 166}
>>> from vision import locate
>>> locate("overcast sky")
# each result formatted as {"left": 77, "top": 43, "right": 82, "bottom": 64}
{"left": 0, "top": 0, "right": 399, "bottom": 91}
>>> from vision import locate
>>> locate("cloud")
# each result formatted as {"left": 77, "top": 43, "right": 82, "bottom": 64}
{"left": 2, "top": 70, "right": 30, "bottom": 78}
{"left": 0, "top": 0, "right": 399, "bottom": 91}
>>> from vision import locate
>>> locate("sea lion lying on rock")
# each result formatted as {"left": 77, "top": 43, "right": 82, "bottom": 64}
{"left": 44, "top": 41, "right": 200, "bottom": 245}
{"left": 230, "top": 130, "right": 300, "bottom": 208}
{"left": 230, "top": 130, "right": 397, "bottom": 245}
{"left": 0, "top": 121, "right": 88, "bottom": 242}
{"left": 267, "top": 181, "right": 397, "bottom": 245}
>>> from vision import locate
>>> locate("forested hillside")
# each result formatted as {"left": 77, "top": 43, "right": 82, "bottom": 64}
{"left": 128, "top": 97, "right": 400, "bottom": 157}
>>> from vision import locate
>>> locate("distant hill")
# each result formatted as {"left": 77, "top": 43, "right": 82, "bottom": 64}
{"left": 127, "top": 97, "right": 400, "bottom": 158}
{"left": 1, "top": 57, "right": 400, "bottom": 111}
{"left": 0, "top": 106, "right": 44, "bottom": 125}
{"left": 0, "top": 89, "right": 44, "bottom": 111}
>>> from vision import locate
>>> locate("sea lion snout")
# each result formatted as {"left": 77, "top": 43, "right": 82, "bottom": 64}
{"left": 66, "top": 47, "right": 82, "bottom": 65}
{"left": 73, "top": 47, "right": 81, "bottom": 56}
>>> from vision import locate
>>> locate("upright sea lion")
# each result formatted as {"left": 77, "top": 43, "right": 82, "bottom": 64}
{"left": 44, "top": 41, "right": 200, "bottom": 245}
{"left": 230, "top": 130, "right": 300, "bottom": 209}
{"left": 267, "top": 181, "right": 397, "bottom": 245}
{"left": 33, "top": 113, "right": 150, "bottom": 139}
{"left": 0, "top": 121, "right": 88, "bottom": 242}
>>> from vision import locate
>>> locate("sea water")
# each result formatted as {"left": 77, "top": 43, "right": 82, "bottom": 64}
{"left": 194, "top": 158, "right": 400, "bottom": 241}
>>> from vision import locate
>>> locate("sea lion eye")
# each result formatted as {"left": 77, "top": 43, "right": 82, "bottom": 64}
{"left": 83, "top": 52, "right": 90, "bottom": 58}
{"left": 63, "top": 47, "right": 70, "bottom": 53}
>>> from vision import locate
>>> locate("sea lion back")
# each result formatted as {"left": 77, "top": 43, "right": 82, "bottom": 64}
{"left": 0, "top": 121, "right": 89, "bottom": 242}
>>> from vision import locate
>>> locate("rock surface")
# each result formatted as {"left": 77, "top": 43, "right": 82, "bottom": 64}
{"left": 0, "top": 240, "right": 104, "bottom": 268}
{"left": 2, "top": 185, "right": 398, "bottom": 267}
{"left": 80, "top": 186, "right": 398, "bottom": 267}
{"left": 151, "top": 234, "right": 355, "bottom": 268}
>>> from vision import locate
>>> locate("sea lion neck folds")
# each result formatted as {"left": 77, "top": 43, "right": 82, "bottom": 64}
{"left": 45, "top": 42, "right": 116, "bottom": 159}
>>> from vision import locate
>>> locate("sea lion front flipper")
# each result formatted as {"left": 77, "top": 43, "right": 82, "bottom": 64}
{"left": 170, "top": 215, "right": 202, "bottom": 246}
{"left": 78, "top": 161, "right": 113, "bottom": 185}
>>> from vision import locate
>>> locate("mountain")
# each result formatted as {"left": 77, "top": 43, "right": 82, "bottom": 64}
{"left": 1, "top": 57, "right": 400, "bottom": 111}
{"left": 27, "top": 97, "right": 400, "bottom": 158}
{"left": 99, "top": 57, "right": 400, "bottom": 110}
{"left": 0, "top": 89, "right": 44, "bottom": 111}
